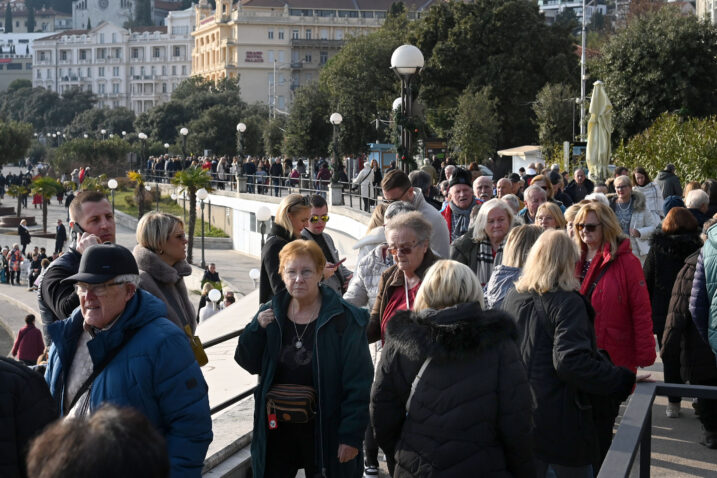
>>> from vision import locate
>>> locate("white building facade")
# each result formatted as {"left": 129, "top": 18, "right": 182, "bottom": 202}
{"left": 537, "top": 0, "right": 608, "bottom": 25}
{"left": 33, "top": 8, "right": 193, "bottom": 114}
{"left": 697, "top": 0, "right": 717, "bottom": 23}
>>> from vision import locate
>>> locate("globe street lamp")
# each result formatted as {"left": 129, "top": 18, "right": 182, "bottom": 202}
{"left": 180, "top": 127, "right": 189, "bottom": 161}
{"left": 138, "top": 132, "right": 148, "bottom": 172}
{"left": 329, "top": 112, "right": 343, "bottom": 182}
{"left": 101, "top": 128, "right": 107, "bottom": 140}
{"left": 164, "top": 143, "right": 170, "bottom": 155}
{"left": 236, "top": 122, "right": 246, "bottom": 176}
{"left": 107, "top": 178, "right": 118, "bottom": 216}
{"left": 390, "top": 44, "right": 424, "bottom": 173}
{"left": 197, "top": 187, "right": 209, "bottom": 268}
{"left": 256, "top": 205, "right": 271, "bottom": 248}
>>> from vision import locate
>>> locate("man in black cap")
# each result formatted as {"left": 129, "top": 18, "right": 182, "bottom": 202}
{"left": 441, "top": 168, "right": 477, "bottom": 242}
{"left": 44, "top": 244, "right": 212, "bottom": 477}
{"left": 38, "top": 191, "right": 116, "bottom": 344}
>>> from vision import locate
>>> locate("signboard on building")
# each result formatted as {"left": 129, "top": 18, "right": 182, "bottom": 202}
{"left": 245, "top": 51, "right": 263, "bottom": 63}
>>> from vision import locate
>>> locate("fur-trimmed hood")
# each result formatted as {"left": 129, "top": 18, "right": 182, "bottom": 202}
{"left": 649, "top": 230, "right": 702, "bottom": 258}
{"left": 133, "top": 244, "right": 192, "bottom": 283}
{"left": 384, "top": 302, "right": 518, "bottom": 362}
{"left": 608, "top": 188, "right": 646, "bottom": 212}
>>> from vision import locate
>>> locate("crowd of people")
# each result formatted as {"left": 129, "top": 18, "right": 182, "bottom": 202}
{"left": 3, "top": 156, "right": 717, "bottom": 478}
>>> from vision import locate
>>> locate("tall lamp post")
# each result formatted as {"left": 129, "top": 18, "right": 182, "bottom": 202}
{"left": 236, "top": 122, "right": 246, "bottom": 175}
{"left": 101, "top": 129, "right": 107, "bottom": 140}
{"left": 256, "top": 205, "right": 271, "bottom": 248}
{"left": 138, "top": 132, "right": 148, "bottom": 172}
{"left": 107, "top": 179, "right": 118, "bottom": 216}
{"left": 329, "top": 112, "right": 342, "bottom": 182}
{"left": 197, "top": 187, "right": 209, "bottom": 268}
{"left": 164, "top": 142, "right": 170, "bottom": 155}
{"left": 180, "top": 127, "right": 189, "bottom": 161}
{"left": 390, "top": 44, "right": 424, "bottom": 173}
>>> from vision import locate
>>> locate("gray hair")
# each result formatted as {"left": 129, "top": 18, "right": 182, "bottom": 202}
{"left": 409, "top": 170, "right": 432, "bottom": 194}
{"left": 501, "top": 194, "right": 521, "bottom": 213}
{"left": 384, "top": 201, "right": 416, "bottom": 221}
{"left": 471, "top": 198, "right": 516, "bottom": 242}
{"left": 686, "top": 189, "right": 709, "bottom": 210}
{"left": 385, "top": 211, "right": 432, "bottom": 244}
{"left": 444, "top": 165, "right": 456, "bottom": 178}
{"left": 523, "top": 184, "right": 547, "bottom": 202}
{"left": 585, "top": 192, "right": 609, "bottom": 206}
{"left": 113, "top": 274, "right": 140, "bottom": 287}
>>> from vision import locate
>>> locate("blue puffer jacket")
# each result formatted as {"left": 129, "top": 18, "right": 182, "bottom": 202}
{"left": 45, "top": 290, "right": 213, "bottom": 478}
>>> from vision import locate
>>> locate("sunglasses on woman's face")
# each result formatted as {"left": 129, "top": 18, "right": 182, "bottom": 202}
{"left": 575, "top": 223, "right": 601, "bottom": 232}
{"left": 310, "top": 215, "right": 330, "bottom": 223}
{"left": 386, "top": 241, "right": 420, "bottom": 256}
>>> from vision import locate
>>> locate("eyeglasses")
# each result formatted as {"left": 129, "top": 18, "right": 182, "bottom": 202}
{"left": 575, "top": 223, "right": 601, "bottom": 232}
{"left": 310, "top": 215, "right": 330, "bottom": 223}
{"left": 615, "top": 185, "right": 630, "bottom": 190}
{"left": 284, "top": 269, "right": 316, "bottom": 281}
{"left": 74, "top": 282, "right": 125, "bottom": 297}
{"left": 382, "top": 187, "right": 411, "bottom": 205}
{"left": 386, "top": 241, "right": 421, "bottom": 256}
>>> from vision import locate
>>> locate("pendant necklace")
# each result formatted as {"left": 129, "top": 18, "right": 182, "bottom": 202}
{"left": 291, "top": 300, "right": 319, "bottom": 349}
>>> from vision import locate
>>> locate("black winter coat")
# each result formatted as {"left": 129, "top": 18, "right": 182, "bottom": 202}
{"left": 503, "top": 289, "right": 635, "bottom": 467}
{"left": 371, "top": 303, "right": 535, "bottom": 477}
{"left": 661, "top": 251, "right": 717, "bottom": 384}
{"left": 643, "top": 231, "right": 703, "bottom": 339}
{"left": 259, "top": 223, "right": 293, "bottom": 304}
{"left": 0, "top": 358, "right": 58, "bottom": 478}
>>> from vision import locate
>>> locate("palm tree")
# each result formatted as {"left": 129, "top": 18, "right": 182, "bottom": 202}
{"left": 7, "top": 184, "right": 30, "bottom": 218}
{"left": 31, "top": 177, "right": 64, "bottom": 233}
{"left": 128, "top": 171, "right": 148, "bottom": 219}
{"left": 172, "top": 168, "right": 211, "bottom": 264}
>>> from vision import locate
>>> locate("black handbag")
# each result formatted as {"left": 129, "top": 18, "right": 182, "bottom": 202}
{"left": 266, "top": 384, "right": 317, "bottom": 428}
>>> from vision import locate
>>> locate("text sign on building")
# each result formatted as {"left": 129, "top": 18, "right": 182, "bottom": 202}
{"left": 245, "top": 51, "right": 263, "bottom": 63}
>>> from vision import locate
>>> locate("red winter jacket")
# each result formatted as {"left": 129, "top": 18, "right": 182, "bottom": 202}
{"left": 11, "top": 323, "right": 45, "bottom": 363}
{"left": 577, "top": 239, "right": 656, "bottom": 373}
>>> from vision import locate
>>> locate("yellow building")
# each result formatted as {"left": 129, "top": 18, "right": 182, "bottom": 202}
{"left": 192, "top": 0, "right": 434, "bottom": 113}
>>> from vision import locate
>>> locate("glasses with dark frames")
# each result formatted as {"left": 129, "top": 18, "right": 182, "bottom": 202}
{"left": 382, "top": 187, "right": 411, "bottom": 205}
{"left": 575, "top": 223, "right": 601, "bottom": 232}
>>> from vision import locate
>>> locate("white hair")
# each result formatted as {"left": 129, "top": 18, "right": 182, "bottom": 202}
{"left": 113, "top": 274, "right": 141, "bottom": 287}
{"left": 471, "top": 198, "right": 516, "bottom": 242}
{"left": 501, "top": 194, "right": 521, "bottom": 213}
{"left": 686, "top": 189, "right": 709, "bottom": 210}
{"left": 585, "top": 192, "right": 609, "bottom": 206}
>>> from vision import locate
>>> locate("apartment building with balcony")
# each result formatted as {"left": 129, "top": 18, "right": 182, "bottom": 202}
{"left": 32, "top": 7, "right": 193, "bottom": 114}
{"left": 191, "top": 0, "right": 436, "bottom": 112}
{"left": 0, "top": 4, "right": 72, "bottom": 33}
{"left": 537, "top": 0, "right": 608, "bottom": 25}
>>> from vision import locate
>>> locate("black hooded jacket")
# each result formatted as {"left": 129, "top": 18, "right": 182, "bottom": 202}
{"left": 259, "top": 223, "right": 294, "bottom": 304}
{"left": 371, "top": 303, "right": 535, "bottom": 477}
{"left": 643, "top": 231, "right": 703, "bottom": 339}
{"left": 503, "top": 289, "right": 635, "bottom": 467}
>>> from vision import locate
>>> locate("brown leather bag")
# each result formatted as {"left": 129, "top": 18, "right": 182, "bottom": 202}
{"left": 266, "top": 384, "right": 317, "bottom": 424}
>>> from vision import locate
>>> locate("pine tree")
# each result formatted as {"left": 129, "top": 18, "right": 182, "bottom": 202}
{"left": 5, "top": 6, "right": 13, "bottom": 33}
{"left": 86, "top": 17, "right": 91, "bottom": 29}
{"left": 27, "top": 7, "right": 35, "bottom": 32}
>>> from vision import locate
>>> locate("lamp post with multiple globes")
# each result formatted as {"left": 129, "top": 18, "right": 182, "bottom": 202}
{"left": 390, "top": 44, "right": 424, "bottom": 173}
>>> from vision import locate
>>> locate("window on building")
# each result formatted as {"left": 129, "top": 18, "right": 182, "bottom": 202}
{"left": 153, "top": 47, "right": 161, "bottom": 58}
{"left": 99, "top": 33, "right": 105, "bottom": 43}
{"left": 278, "top": 51, "right": 285, "bottom": 62}
{"left": 292, "top": 51, "right": 299, "bottom": 63}
{"left": 113, "top": 83, "right": 120, "bottom": 94}
{"left": 130, "top": 66, "right": 134, "bottom": 76}
{"left": 336, "top": 30, "right": 344, "bottom": 40}
{"left": 79, "top": 50, "right": 87, "bottom": 60}
{"left": 292, "top": 29, "right": 299, "bottom": 39}
{"left": 26, "top": 62, "right": 32, "bottom": 70}
{"left": 113, "top": 66, "right": 119, "bottom": 76}
{"left": 181, "top": 65, "right": 187, "bottom": 75}
{"left": 278, "top": 30, "right": 285, "bottom": 40}
{"left": 172, "top": 65, "right": 177, "bottom": 76}
{"left": 36, "top": 69, "right": 41, "bottom": 79}
{"left": 305, "top": 29, "right": 312, "bottom": 40}
{"left": 99, "top": 83, "right": 105, "bottom": 94}
{"left": 87, "top": 67, "right": 91, "bottom": 77}
{"left": 174, "top": 46, "right": 181, "bottom": 57}
{"left": 320, "top": 29, "right": 328, "bottom": 40}
{"left": 278, "top": 96, "right": 285, "bottom": 110}
{"left": 162, "top": 83, "right": 167, "bottom": 93}
{"left": 140, "top": 66, "right": 145, "bottom": 75}
{"left": 162, "top": 65, "right": 166, "bottom": 76}
{"left": 319, "top": 51, "right": 328, "bottom": 65}
{"left": 151, "top": 66, "right": 155, "bottom": 76}
{"left": 97, "top": 48, "right": 106, "bottom": 59}
{"left": 268, "top": 29, "right": 274, "bottom": 39}
{"left": 98, "top": 67, "right": 105, "bottom": 77}
{"left": 304, "top": 53, "right": 311, "bottom": 63}
{"left": 267, "top": 51, "right": 274, "bottom": 62}
{"left": 60, "top": 50, "right": 67, "bottom": 61}
{"left": 131, "top": 48, "right": 139, "bottom": 59}
{"left": 113, "top": 48, "right": 121, "bottom": 59}
{"left": 112, "top": 32, "right": 117, "bottom": 42}
{"left": 46, "top": 69, "right": 50, "bottom": 78}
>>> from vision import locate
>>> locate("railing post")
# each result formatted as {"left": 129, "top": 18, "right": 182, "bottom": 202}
{"left": 640, "top": 409, "right": 651, "bottom": 478}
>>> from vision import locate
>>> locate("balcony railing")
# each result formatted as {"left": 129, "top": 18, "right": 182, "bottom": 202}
{"left": 290, "top": 38, "right": 345, "bottom": 49}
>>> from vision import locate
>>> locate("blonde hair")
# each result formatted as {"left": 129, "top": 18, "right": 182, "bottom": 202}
{"left": 515, "top": 230, "right": 580, "bottom": 294}
{"left": 275, "top": 194, "right": 310, "bottom": 237}
{"left": 414, "top": 260, "right": 485, "bottom": 311}
{"left": 366, "top": 203, "right": 387, "bottom": 233}
{"left": 564, "top": 204, "right": 581, "bottom": 224}
{"left": 536, "top": 202, "right": 567, "bottom": 229}
{"left": 201, "top": 282, "right": 214, "bottom": 295}
{"left": 573, "top": 201, "right": 625, "bottom": 257}
{"left": 502, "top": 225, "right": 542, "bottom": 268}
{"left": 136, "top": 212, "right": 183, "bottom": 253}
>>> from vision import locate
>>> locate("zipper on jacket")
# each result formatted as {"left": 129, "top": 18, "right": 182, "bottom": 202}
{"left": 315, "top": 310, "right": 341, "bottom": 478}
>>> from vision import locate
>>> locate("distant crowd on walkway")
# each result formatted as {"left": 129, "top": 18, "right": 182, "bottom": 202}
{"left": 3, "top": 156, "right": 717, "bottom": 478}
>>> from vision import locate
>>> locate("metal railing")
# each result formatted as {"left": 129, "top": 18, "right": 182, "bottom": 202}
{"left": 598, "top": 382, "right": 717, "bottom": 478}
{"left": 202, "top": 327, "right": 257, "bottom": 415}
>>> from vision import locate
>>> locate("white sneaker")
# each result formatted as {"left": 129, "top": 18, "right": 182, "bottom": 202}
{"left": 666, "top": 402, "right": 681, "bottom": 418}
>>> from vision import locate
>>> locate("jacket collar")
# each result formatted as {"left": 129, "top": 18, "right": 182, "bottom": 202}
{"left": 269, "top": 223, "right": 293, "bottom": 241}
{"left": 271, "top": 284, "right": 355, "bottom": 330}
{"left": 133, "top": 245, "right": 191, "bottom": 284}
